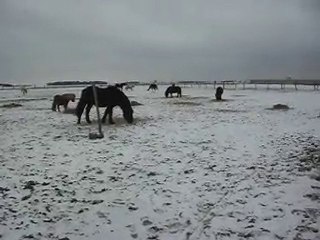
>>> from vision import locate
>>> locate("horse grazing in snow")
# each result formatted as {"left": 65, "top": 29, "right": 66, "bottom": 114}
{"left": 147, "top": 83, "right": 158, "bottom": 91}
{"left": 165, "top": 85, "right": 182, "bottom": 98}
{"left": 76, "top": 86, "right": 133, "bottom": 124}
{"left": 125, "top": 85, "right": 135, "bottom": 91}
{"left": 21, "top": 87, "right": 28, "bottom": 95}
{"left": 215, "top": 87, "right": 224, "bottom": 100}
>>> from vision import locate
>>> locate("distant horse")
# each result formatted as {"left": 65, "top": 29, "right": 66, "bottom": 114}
{"left": 165, "top": 85, "right": 182, "bottom": 98}
{"left": 76, "top": 86, "right": 133, "bottom": 124}
{"left": 115, "top": 83, "right": 127, "bottom": 91}
{"left": 215, "top": 87, "right": 224, "bottom": 100}
{"left": 52, "top": 93, "right": 76, "bottom": 112}
{"left": 125, "top": 85, "right": 134, "bottom": 91}
{"left": 147, "top": 83, "right": 158, "bottom": 91}
{"left": 21, "top": 87, "right": 28, "bottom": 95}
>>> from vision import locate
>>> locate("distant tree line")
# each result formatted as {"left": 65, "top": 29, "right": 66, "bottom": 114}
{"left": 47, "top": 80, "right": 108, "bottom": 86}
{"left": 0, "top": 83, "right": 14, "bottom": 87}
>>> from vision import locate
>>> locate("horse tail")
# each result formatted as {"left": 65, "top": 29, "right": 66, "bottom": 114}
{"left": 51, "top": 97, "right": 57, "bottom": 111}
{"left": 178, "top": 87, "right": 182, "bottom": 97}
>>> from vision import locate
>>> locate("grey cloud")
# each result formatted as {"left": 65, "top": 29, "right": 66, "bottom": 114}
{"left": 0, "top": 0, "right": 319, "bottom": 84}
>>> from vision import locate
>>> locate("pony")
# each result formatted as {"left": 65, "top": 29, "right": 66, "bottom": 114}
{"left": 215, "top": 87, "right": 224, "bottom": 100}
{"left": 76, "top": 86, "right": 133, "bottom": 124}
{"left": 52, "top": 93, "right": 76, "bottom": 112}
{"left": 125, "top": 85, "right": 134, "bottom": 91}
{"left": 115, "top": 83, "right": 127, "bottom": 91}
{"left": 21, "top": 87, "right": 28, "bottom": 95}
{"left": 165, "top": 84, "right": 182, "bottom": 98}
{"left": 147, "top": 83, "right": 158, "bottom": 91}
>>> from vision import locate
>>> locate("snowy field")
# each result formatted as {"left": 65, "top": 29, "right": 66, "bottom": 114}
{"left": 0, "top": 85, "right": 319, "bottom": 240}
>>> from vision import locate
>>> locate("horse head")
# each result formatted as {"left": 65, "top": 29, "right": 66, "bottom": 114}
{"left": 165, "top": 89, "right": 169, "bottom": 97}
{"left": 52, "top": 95, "right": 59, "bottom": 111}
{"left": 123, "top": 106, "right": 134, "bottom": 123}
{"left": 119, "top": 91, "right": 134, "bottom": 123}
{"left": 165, "top": 86, "right": 172, "bottom": 97}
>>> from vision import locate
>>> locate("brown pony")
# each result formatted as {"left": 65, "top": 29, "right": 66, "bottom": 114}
{"left": 52, "top": 93, "right": 76, "bottom": 112}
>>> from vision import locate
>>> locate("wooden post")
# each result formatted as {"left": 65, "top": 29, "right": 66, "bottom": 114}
{"left": 90, "top": 83, "right": 104, "bottom": 139}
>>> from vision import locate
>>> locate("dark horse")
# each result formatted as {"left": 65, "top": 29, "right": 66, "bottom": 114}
{"left": 76, "top": 86, "right": 133, "bottom": 124}
{"left": 165, "top": 85, "right": 182, "bottom": 98}
{"left": 215, "top": 87, "right": 224, "bottom": 100}
{"left": 147, "top": 83, "right": 158, "bottom": 91}
{"left": 52, "top": 93, "right": 76, "bottom": 112}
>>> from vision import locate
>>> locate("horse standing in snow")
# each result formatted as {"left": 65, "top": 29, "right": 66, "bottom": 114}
{"left": 147, "top": 83, "right": 158, "bottom": 91}
{"left": 21, "top": 87, "right": 28, "bottom": 95}
{"left": 125, "top": 85, "right": 134, "bottom": 91}
{"left": 76, "top": 86, "right": 133, "bottom": 124}
{"left": 215, "top": 87, "right": 224, "bottom": 101}
{"left": 51, "top": 93, "right": 76, "bottom": 112}
{"left": 165, "top": 84, "right": 182, "bottom": 98}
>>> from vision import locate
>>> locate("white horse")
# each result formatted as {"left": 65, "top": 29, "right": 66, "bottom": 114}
{"left": 21, "top": 87, "right": 28, "bottom": 95}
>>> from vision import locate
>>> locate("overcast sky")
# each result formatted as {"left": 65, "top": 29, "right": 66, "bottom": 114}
{"left": 1, "top": 0, "right": 320, "bottom": 84}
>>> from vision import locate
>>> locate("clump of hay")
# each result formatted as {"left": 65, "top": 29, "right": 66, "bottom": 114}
{"left": 266, "top": 104, "right": 291, "bottom": 110}
{"left": 171, "top": 101, "right": 202, "bottom": 106}
{"left": 131, "top": 101, "right": 143, "bottom": 106}
{"left": 231, "top": 94, "right": 247, "bottom": 97}
{"left": 1, "top": 103, "right": 23, "bottom": 108}
{"left": 209, "top": 99, "right": 231, "bottom": 102}
{"left": 215, "top": 108, "right": 247, "bottom": 113}
{"left": 273, "top": 104, "right": 290, "bottom": 110}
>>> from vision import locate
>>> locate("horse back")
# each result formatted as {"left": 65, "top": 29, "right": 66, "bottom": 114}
{"left": 80, "top": 86, "right": 129, "bottom": 107}
{"left": 61, "top": 93, "right": 76, "bottom": 101}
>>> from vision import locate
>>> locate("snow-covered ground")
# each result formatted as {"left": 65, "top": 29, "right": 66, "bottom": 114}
{"left": 0, "top": 86, "right": 319, "bottom": 240}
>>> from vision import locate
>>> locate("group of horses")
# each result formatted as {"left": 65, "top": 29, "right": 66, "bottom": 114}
{"left": 52, "top": 83, "right": 224, "bottom": 124}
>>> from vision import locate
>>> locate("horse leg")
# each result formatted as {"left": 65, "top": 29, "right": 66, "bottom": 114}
{"left": 85, "top": 104, "right": 93, "bottom": 124}
{"left": 107, "top": 106, "right": 115, "bottom": 124}
{"left": 101, "top": 107, "right": 108, "bottom": 123}
{"left": 57, "top": 105, "right": 61, "bottom": 112}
